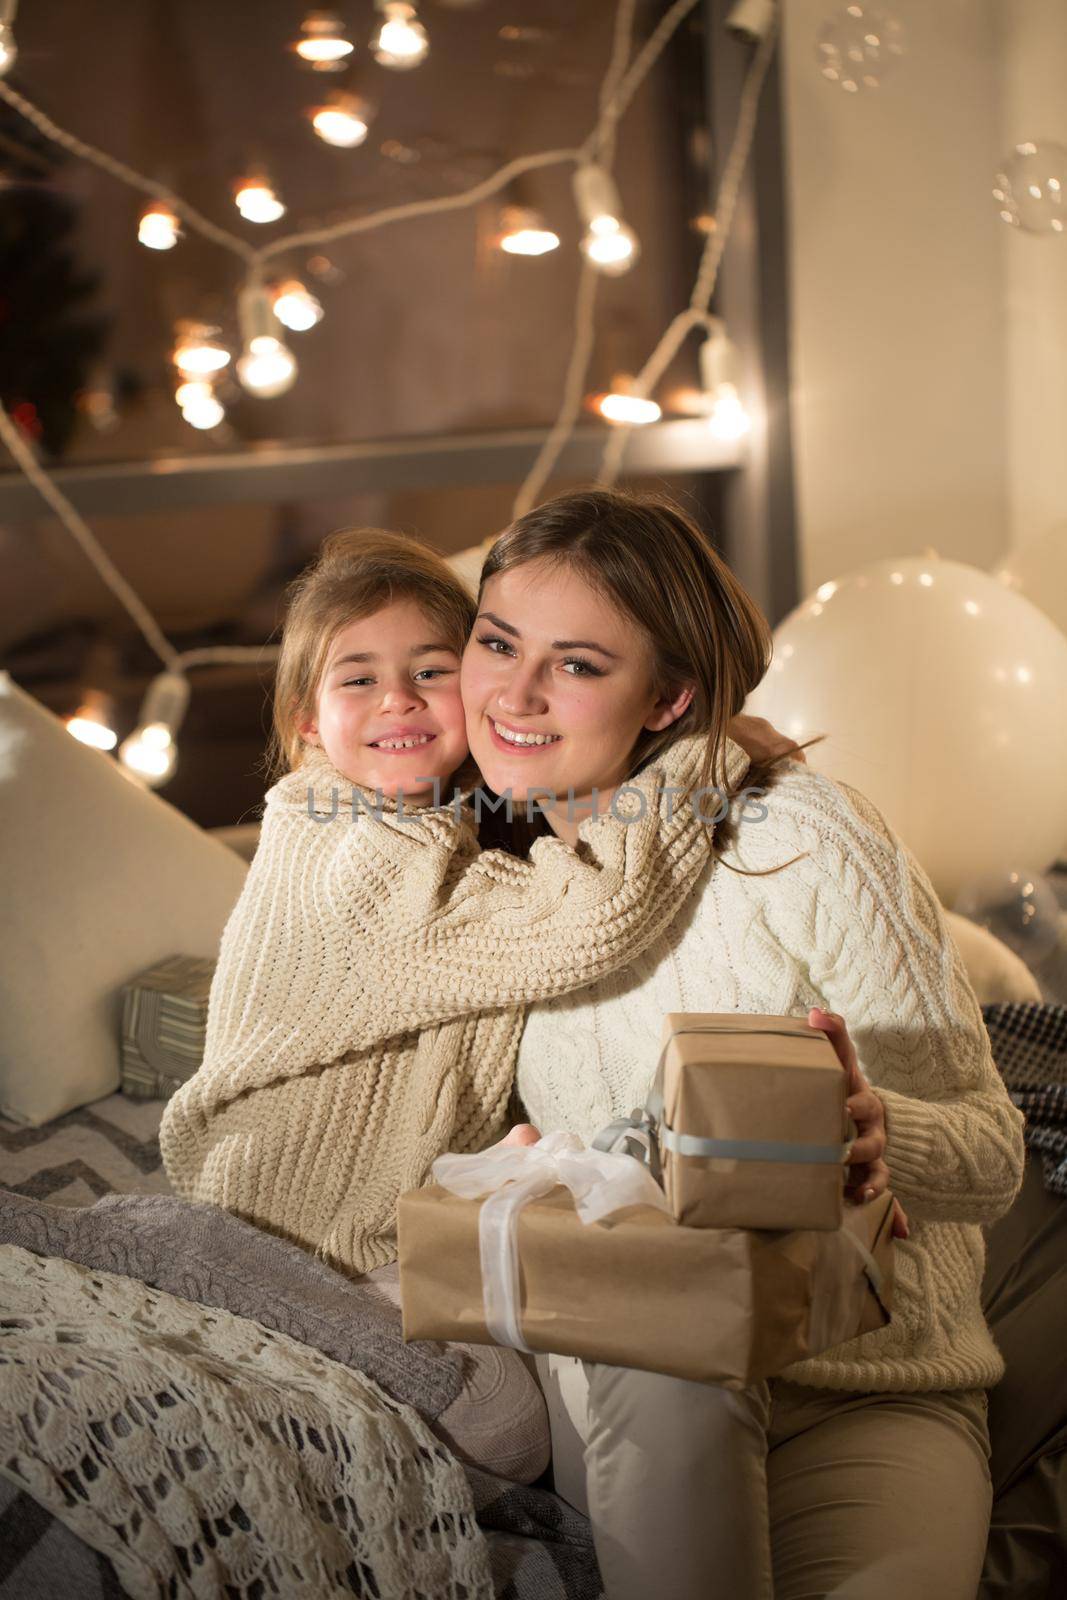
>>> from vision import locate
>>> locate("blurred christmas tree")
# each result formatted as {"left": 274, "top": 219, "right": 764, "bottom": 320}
{"left": 0, "top": 98, "right": 110, "bottom": 457}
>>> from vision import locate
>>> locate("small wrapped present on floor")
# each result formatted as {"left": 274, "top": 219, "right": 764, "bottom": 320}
{"left": 119, "top": 954, "right": 216, "bottom": 1099}
{"left": 398, "top": 1131, "right": 894, "bottom": 1388}
{"left": 595, "top": 1013, "right": 852, "bottom": 1231}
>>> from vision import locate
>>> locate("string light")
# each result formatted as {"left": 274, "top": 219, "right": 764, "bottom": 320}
{"left": 498, "top": 204, "right": 560, "bottom": 256}
{"left": 172, "top": 322, "right": 230, "bottom": 378}
{"left": 237, "top": 283, "right": 298, "bottom": 397}
{"left": 66, "top": 689, "right": 118, "bottom": 752}
{"left": 699, "top": 318, "right": 751, "bottom": 441}
{"left": 309, "top": 89, "right": 373, "bottom": 147}
{"left": 573, "top": 163, "right": 639, "bottom": 275}
{"left": 291, "top": 9, "right": 355, "bottom": 70}
{"left": 138, "top": 200, "right": 181, "bottom": 250}
{"left": 371, "top": 2, "right": 429, "bottom": 70}
{"left": 270, "top": 278, "right": 324, "bottom": 331}
{"left": 1, "top": 0, "right": 770, "bottom": 791}
{"left": 119, "top": 671, "right": 189, "bottom": 788}
{"left": 234, "top": 174, "right": 286, "bottom": 224}
{"left": 0, "top": 0, "right": 17, "bottom": 79}
{"left": 176, "top": 380, "right": 226, "bottom": 430}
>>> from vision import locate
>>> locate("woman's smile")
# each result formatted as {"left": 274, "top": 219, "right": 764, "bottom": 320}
{"left": 486, "top": 715, "right": 564, "bottom": 753}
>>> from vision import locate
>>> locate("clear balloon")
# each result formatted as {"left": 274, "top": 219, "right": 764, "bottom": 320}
{"left": 744, "top": 555, "right": 1067, "bottom": 901}
{"left": 992, "top": 142, "right": 1067, "bottom": 235}
{"left": 952, "top": 868, "right": 1063, "bottom": 967}
{"left": 815, "top": 4, "right": 905, "bottom": 94}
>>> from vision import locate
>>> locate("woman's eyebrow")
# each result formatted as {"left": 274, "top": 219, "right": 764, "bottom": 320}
{"left": 477, "top": 611, "right": 619, "bottom": 659}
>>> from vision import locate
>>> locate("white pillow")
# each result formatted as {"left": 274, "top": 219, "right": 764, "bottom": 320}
{"left": 0, "top": 672, "right": 249, "bottom": 1125}
{"left": 943, "top": 909, "right": 1042, "bottom": 1005}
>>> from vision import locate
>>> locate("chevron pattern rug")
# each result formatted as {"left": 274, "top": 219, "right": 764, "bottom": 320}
{"left": 0, "top": 1092, "right": 171, "bottom": 1205}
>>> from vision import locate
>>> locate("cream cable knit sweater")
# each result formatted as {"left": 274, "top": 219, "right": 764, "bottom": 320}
{"left": 516, "top": 759, "right": 1027, "bottom": 1391}
{"left": 160, "top": 734, "right": 750, "bottom": 1275}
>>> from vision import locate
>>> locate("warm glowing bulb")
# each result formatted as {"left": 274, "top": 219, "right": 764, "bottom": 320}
{"left": 310, "top": 99, "right": 371, "bottom": 147}
{"left": 372, "top": 2, "right": 429, "bottom": 69}
{"left": 237, "top": 335, "right": 298, "bottom": 397}
{"left": 118, "top": 674, "right": 188, "bottom": 788}
{"left": 138, "top": 203, "right": 181, "bottom": 250}
{"left": 67, "top": 716, "right": 118, "bottom": 751}
{"left": 181, "top": 392, "right": 226, "bottom": 430}
{"left": 235, "top": 181, "right": 286, "bottom": 224}
{"left": 292, "top": 10, "right": 355, "bottom": 68}
{"left": 173, "top": 326, "right": 231, "bottom": 377}
{"left": 120, "top": 727, "right": 177, "bottom": 783}
{"left": 572, "top": 165, "right": 640, "bottom": 277}
{"left": 580, "top": 216, "right": 639, "bottom": 275}
{"left": 598, "top": 391, "right": 661, "bottom": 426}
{"left": 272, "top": 280, "right": 324, "bottom": 332}
{"left": 707, "top": 382, "right": 751, "bottom": 441}
{"left": 498, "top": 206, "right": 560, "bottom": 257}
{"left": 66, "top": 693, "right": 118, "bottom": 752}
{"left": 0, "top": 22, "right": 16, "bottom": 77}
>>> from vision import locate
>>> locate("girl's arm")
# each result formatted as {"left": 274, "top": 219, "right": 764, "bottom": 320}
{"left": 322, "top": 737, "right": 755, "bottom": 1038}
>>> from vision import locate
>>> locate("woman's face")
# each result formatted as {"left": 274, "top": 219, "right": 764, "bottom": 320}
{"left": 460, "top": 556, "right": 693, "bottom": 842}
{"left": 298, "top": 598, "right": 469, "bottom": 800}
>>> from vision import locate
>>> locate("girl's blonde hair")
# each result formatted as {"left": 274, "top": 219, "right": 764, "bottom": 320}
{"left": 264, "top": 527, "right": 477, "bottom": 784}
{"left": 479, "top": 488, "right": 823, "bottom": 871}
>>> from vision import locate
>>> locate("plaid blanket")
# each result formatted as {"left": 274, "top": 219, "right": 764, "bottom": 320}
{"left": 983, "top": 1003, "right": 1067, "bottom": 1199}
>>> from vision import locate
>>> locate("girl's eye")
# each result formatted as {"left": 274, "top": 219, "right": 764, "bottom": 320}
{"left": 343, "top": 677, "right": 373, "bottom": 687}
{"left": 476, "top": 632, "right": 515, "bottom": 656}
{"left": 562, "top": 657, "right": 604, "bottom": 678}
{"left": 413, "top": 667, "right": 454, "bottom": 681}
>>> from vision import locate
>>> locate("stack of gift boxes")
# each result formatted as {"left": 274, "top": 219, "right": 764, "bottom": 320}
{"left": 399, "top": 1014, "right": 895, "bottom": 1387}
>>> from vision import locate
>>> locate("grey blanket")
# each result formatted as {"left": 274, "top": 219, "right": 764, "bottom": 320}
{"left": 0, "top": 1187, "right": 465, "bottom": 1422}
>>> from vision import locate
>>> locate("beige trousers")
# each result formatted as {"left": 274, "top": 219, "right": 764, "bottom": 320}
{"left": 539, "top": 1353, "right": 992, "bottom": 1600}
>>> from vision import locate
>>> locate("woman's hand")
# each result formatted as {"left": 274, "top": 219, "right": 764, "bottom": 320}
{"left": 808, "top": 1007, "right": 909, "bottom": 1240}
{"left": 491, "top": 1123, "right": 542, "bottom": 1149}
{"left": 728, "top": 714, "right": 808, "bottom": 766}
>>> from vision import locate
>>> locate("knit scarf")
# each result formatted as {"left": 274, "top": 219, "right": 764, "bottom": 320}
{"left": 160, "top": 731, "right": 751, "bottom": 1276}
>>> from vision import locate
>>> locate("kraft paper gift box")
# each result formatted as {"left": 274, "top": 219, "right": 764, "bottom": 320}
{"left": 600, "top": 1013, "right": 852, "bottom": 1232}
{"left": 398, "top": 1131, "right": 894, "bottom": 1389}
{"left": 119, "top": 954, "right": 216, "bottom": 1100}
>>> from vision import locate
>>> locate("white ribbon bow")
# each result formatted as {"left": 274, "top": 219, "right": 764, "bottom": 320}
{"left": 431, "top": 1129, "right": 671, "bottom": 1354}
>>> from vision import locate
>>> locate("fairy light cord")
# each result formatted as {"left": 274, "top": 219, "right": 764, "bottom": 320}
{"left": 509, "top": 0, "right": 640, "bottom": 519}
{"left": 597, "top": 8, "right": 779, "bottom": 485}
{"left": 0, "top": 399, "right": 181, "bottom": 672}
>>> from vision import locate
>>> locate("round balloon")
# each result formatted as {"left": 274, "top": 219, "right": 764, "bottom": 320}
{"left": 994, "top": 524, "right": 1067, "bottom": 640}
{"left": 745, "top": 555, "right": 1067, "bottom": 900}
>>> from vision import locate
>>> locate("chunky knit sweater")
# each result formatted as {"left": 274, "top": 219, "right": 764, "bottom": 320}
{"left": 516, "top": 760, "right": 1027, "bottom": 1392}
{"left": 160, "top": 734, "right": 751, "bottom": 1275}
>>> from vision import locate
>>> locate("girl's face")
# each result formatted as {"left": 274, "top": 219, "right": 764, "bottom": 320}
{"left": 460, "top": 557, "right": 693, "bottom": 843}
{"left": 298, "top": 597, "right": 469, "bottom": 800}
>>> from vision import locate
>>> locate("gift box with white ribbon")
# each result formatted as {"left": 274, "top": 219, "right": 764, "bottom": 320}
{"left": 398, "top": 1130, "right": 893, "bottom": 1388}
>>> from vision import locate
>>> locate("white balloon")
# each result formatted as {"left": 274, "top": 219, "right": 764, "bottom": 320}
{"left": 745, "top": 555, "right": 1067, "bottom": 901}
{"left": 993, "top": 524, "right": 1067, "bottom": 640}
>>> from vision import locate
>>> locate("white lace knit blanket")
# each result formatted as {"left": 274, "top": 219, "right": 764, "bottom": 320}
{"left": 0, "top": 1245, "right": 492, "bottom": 1599}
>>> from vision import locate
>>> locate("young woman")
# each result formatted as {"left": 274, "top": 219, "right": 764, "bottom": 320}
{"left": 456, "top": 489, "right": 1025, "bottom": 1599}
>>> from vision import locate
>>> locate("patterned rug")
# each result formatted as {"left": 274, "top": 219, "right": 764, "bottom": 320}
{"left": 0, "top": 1092, "right": 170, "bottom": 1205}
